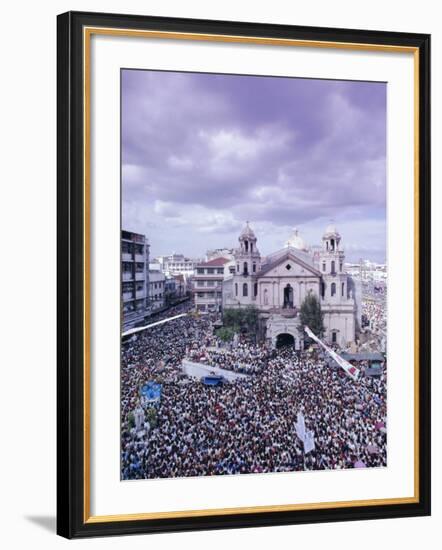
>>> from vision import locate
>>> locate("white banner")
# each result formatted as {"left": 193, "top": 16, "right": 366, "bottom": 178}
{"left": 295, "top": 412, "right": 306, "bottom": 441}
{"left": 304, "top": 326, "right": 360, "bottom": 381}
{"left": 304, "top": 430, "right": 316, "bottom": 454}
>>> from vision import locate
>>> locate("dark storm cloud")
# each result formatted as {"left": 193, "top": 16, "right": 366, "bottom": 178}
{"left": 122, "top": 69, "right": 386, "bottom": 260}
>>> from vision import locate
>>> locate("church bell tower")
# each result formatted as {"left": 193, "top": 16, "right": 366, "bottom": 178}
{"left": 233, "top": 222, "right": 261, "bottom": 305}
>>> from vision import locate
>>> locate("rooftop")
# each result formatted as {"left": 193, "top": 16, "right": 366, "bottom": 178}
{"left": 196, "top": 257, "right": 230, "bottom": 267}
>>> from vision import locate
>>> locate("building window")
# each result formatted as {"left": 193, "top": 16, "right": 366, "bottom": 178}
{"left": 264, "top": 288, "right": 269, "bottom": 305}
{"left": 254, "top": 283, "right": 258, "bottom": 297}
{"left": 207, "top": 268, "right": 214, "bottom": 274}
{"left": 339, "top": 262, "right": 343, "bottom": 272}
{"left": 243, "top": 262, "right": 248, "bottom": 275}
{"left": 243, "top": 283, "right": 248, "bottom": 297}
{"left": 341, "top": 282, "right": 345, "bottom": 297}
{"left": 331, "top": 282, "right": 336, "bottom": 296}
{"left": 331, "top": 261, "right": 336, "bottom": 274}
{"left": 244, "top": 240, "right": 249, "bottom": 252}
{"left": 322, "top": 262, "right": 326, "bottom": 272}
{"left": 235, "top": 283, "right": 238, "bottom": 296}
{"left": 332, "top": 331, "right": 337, "bottom": 343}
{"left": 196, "top": 268, "right": 204, "bottom": 274}
{"left": 251, "top": 243, "right": 254, "bottom": 252}
{"left": 321, "top": 281, "right": 325, "bottom": 298}
{"left": 253, "top": 263, "right": 256, "bottom": 273}
{"left": 217, "top": 268, "right": 224, "bottom": 274}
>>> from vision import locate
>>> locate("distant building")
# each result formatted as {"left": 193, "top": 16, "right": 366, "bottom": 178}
{"left": 193, "top": 257, "right": 230, "bottom": 312}
{"left": 155, "top": 253, "right": 201, "bottom": 277}
{"left": 206, "top": 247, "right": 235, "bottom": 261}
{"left": 121, "top": 230, "right": 149, "bottom": 329}
{"left": 149, "top": 265, "right": 166, "bottom": 311}
{"left": 164, "top": 273, "right": 187, "bottom": 305}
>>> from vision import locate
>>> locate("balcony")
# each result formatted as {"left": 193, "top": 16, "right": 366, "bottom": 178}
{"left": 135, "top": 254, "right": 145, "bottom": 262}
{"left": 122, "top": 253, "right": 133, "bottom": 262}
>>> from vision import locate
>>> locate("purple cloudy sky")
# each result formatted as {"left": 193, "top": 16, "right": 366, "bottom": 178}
{"left": 122, "top": 69, "right": 386, "bottom": 263}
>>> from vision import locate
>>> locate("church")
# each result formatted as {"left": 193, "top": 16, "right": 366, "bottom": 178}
{"left": 222, "top": 222, "right": 361, "bottom": 349}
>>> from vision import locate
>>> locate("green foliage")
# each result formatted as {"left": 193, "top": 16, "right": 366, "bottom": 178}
{"left": 298, "top": 293, "right": 324, "bottom": 343}
{"left": 216, "top": 326, "right": 235, "bottom": 342}
{"left": 222, "top": 305, "right": 259, "bottom": 334}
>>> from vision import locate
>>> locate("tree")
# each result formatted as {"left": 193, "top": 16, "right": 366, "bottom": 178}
{"left": 298, "top": 293, "right": 324, "bottom": 345}
{"left": 216, "top": 326, "right": 235, "bottom": 342}
{"left": 222, "top": 306, "right": 259, "bottom": 336}
{"left": 243, "top": 305, "right": 259, "bottom": 334}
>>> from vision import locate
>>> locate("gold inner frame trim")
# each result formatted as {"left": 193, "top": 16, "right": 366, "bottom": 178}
{"left": 82, "top": 26, "right": 420, "bottom": 524}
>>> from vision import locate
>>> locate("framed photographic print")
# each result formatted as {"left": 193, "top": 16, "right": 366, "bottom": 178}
{"left": 57, "top": 11, "right": 431, "bottom": 538}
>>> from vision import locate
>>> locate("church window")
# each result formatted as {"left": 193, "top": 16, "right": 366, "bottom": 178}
{"left": 331, "top": 282, "right": 336, "bottom": 296}
{"left": 243, "top": 262, "right": 248, "bottom": 275}
{"left": 321, "top": 282, "right": 325, "bottom": 298}
{"left": 235, "top": 283, "right": 238, "bottom": 296}
{"left": 332, "top": 331, "right": 337, "bottom": 344}
{"left": 250, "top": 243, "right": 254, "bottom": 252}
{"left": 244, "top": 240, "right": 249, "bottom": 252}
{"left": 330, "top": 239, "right": 335, "bottom": 251}
{"left": 253, "top": 263, "right": 256, "bottom": 273}
{"left": 286, "top": 264, "right": 292, "bottom": 270}
{"left": 236, "top": 264, "right": 240, "bottom": 273}
{"left": 341, "top": 282, "right": 345, "bottom": 297}
{"left": 254, "top": 283, "right": 258, "bottom": 297}
{"left": 264, "top": 288, "right": 269, "bottom": 305}
{"left": 322, "top": 262, "right": 326, "bottom": 272}
{"left": 331, "top": 260, "right": 336, "bottom": 274}
{"left": 243, "top": 283, "right": 248, "bottom": 297}
{"left": 339, "top": 262, "right": 343, "bottom": 272}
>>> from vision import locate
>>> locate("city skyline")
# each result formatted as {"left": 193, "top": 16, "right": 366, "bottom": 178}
{"left": 122, "top": 69, "right": 386, "bottom": 263}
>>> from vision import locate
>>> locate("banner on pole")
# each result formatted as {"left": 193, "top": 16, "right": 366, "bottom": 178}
{"left": 304, "top": 326, "right": 360, "bottom": 381}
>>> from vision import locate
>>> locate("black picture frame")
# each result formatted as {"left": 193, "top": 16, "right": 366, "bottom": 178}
{"left": 57, "top": 10, "right": 431, "bottom": 539}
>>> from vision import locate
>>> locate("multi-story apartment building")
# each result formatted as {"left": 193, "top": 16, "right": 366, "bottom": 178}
{"left": 121, "top": 230, "right": 149, "bottom": 330}
{"left": 149, "top": 265, "right": 166, "bottom": 311}
{"left": 155, "top": 253, "right": 201, "bottom": 277}
{"left": 192, "top": 257, "right": 230, "bottom": 312}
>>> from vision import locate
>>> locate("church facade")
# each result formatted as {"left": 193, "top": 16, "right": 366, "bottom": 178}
{"left": 222, "top": 223, "right": 361, "bottom": 349}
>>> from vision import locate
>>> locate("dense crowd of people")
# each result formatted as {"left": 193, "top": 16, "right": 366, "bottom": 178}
{"left": 121, "top": 302, "right": 387, "bottom": 480}
{"left": 361, "top": 282, "right": 387, "bottom": 352}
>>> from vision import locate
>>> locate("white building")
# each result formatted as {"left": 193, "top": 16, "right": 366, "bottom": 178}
{"left": 155, "top": 253, "right": 201, "bottom": 277}
{"left": 193, "top": 257, "right": 230, "bottom": 312}
{"left": 223, "top": 223, "right": 360, "bottom": 348}
{"left": 149, "top": 266, "right": 166, "bottom": 311}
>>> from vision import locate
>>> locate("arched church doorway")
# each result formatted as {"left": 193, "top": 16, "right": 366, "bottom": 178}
{"left": 283, "top": 284, "right": 294, "bottom": 308}
{"left": 276, "top": 333, "right": 295, "bottom": 348}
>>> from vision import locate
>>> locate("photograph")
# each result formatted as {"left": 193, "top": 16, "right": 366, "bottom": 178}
{"left": 120, "top": 69, "right": 388, "bottom": 481}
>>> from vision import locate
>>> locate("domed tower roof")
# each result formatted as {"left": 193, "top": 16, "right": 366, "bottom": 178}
{"left": 239, "top": 221, "right": 256, "bottom": 241}
{"left": 323, "top": 221, "right": 341, "bottom": 239}
{"left": 285, "top": 227, "right": 308, "bottom": 251}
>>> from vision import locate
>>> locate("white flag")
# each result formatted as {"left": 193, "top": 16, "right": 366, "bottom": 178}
{"left": 304, "top": 430, "right": 316, "bottom": 454}
{"left": 304, "top": 326, "right": 360, "bottom": 381}
{"left": 296, "top": 413, "right": 306, "bottom": 441}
